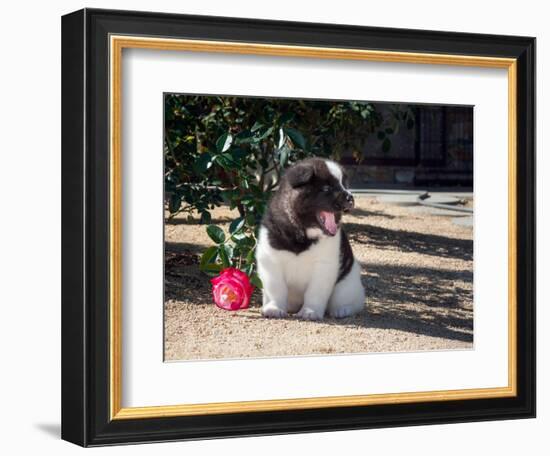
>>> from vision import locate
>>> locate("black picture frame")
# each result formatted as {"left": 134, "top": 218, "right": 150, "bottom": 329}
{"left": 62, "top": 8, "right": 536, "bottom": 447}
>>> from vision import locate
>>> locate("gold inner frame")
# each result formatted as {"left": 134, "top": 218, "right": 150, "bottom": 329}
{"left": 109, "top": 35, "right": 518, "bottom": 420}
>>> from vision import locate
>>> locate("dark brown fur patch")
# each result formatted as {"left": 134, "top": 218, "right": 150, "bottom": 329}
{"left": 338, "top": 230, "right": 354, "bottom": 282}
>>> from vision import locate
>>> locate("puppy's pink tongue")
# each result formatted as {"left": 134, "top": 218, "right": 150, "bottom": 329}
{"left": 320, "top": 211, "right": 338, "bottom": 235}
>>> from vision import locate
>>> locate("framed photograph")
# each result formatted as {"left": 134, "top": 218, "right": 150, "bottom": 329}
{"left": 61, "top": 8, "right": 535, "bottom": 447}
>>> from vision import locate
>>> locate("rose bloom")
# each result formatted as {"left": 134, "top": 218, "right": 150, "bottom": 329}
{"left": 210, "top": 268, "right": 254, "bottom": 311}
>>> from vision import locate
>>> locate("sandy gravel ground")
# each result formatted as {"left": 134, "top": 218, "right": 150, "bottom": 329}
{"left": 164, "top": 195, "right": 473, "bottom": 361}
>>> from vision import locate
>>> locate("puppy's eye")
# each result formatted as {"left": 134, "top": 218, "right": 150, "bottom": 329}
{"left": 322, "top": 185, "right": 331, "bottom": 193}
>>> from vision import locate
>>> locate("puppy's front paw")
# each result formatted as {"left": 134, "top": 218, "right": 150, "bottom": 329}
{"left": 329, "top": 305, "right": 360, "bottom": 319}
{"left": 296, "top": 307, "right": 324, "bottom": 321}
{"left": 262, "top": 302, "right": 288, "bottom": 318}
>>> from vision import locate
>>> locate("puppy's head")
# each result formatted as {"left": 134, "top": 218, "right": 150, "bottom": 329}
{"left": 282, "top": 158, "right": 354, "bottom": 237}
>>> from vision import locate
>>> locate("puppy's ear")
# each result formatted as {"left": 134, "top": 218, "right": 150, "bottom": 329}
{"left": 285, "top": 164, "right": 314, "bottom": 188}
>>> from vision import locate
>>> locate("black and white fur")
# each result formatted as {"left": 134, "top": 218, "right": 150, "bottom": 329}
{"left": 256, "top": 158, "right": 365, "bottom": 320}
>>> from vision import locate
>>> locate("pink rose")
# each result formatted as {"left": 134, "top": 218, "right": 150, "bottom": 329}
{"left": 210, "top": 268, "right": 254, "bottom": 311}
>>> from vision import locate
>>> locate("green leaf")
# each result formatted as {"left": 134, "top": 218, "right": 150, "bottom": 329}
{"left": 231, "top": 232, "right": 247, "bottom": 242}
{"left": 245, "top": 248, "right": 256, "bottom": 264}
{"left": 230, "top": 148, "right": 249, "bottom": 161}
{"left": 199, "top": 210, "right": 211, "bottom": 225}
{"left": 279, "top": 112, "right": 295, "bottom": 124}
{"left": 382, "top": 138, "right": 391, "bottom": 153}
{"left": 278, "top": 144, "right": 290, "bottom": 168}
{"left": 251, "top": 121, "right": 263, "bottom": 132}
{"left": 238, "top": 234, "right": 256, "bottom": 249}
{"left": 201, "top": 262, "right": 223, "bottom": 276}
{"left": 224, "top": 243, "right": 234, "bottom": 261}
{"left": 168, "top": 194, "right": 181, "bottom": 214}
{"left": 377, "top": 131, "right": 386, "bottom": 140}
{"left": 250, "top": 273, "right": 263, "bottom": 289}
{"left": 234, "top": 130, "right": 255, "bottom": 144}
{"left": 206, "top": 225, "right": 225, "bottom": 244}
{"left": 264, "top": 106, "right": 275, "bottom": 123}
{"left": 229, "top": 217, "right": 245, "bottom": 234}
{"left": 194, "top": 152, "right": 212, "bottom": 173}
{"left": 240, "top": 196, "right": 254, "bottom": 205}
{"left": 254, "top": 126, "right": 274, "bottom": 142}
{"left": 216, "top": 132, "right": 233, "bottom": 153}
{"left": 199, "top": 246, "right": 218, "bottom": 272}
{"left": 284, "top": 127, "right": 306, "bottom": 149}
{"left": 218, "top": 244, "right": 231, "bottom": 268}
{"left": 245, "top": 213, "right": 256, "bottom": 227}
{"left": 277, "top": 127, "right": 286, "bottom": 149}
{"left": 385, "top": 127, "right": 394, "bottom": 134}
{"left": 213, "top": 153, "right": 238, "bottom": 170}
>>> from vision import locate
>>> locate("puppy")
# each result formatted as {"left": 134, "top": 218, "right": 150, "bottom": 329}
{"left": 256, "top": 158, "right": 365, "bottom": 320}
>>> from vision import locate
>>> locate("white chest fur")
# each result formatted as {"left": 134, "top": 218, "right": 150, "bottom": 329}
{"left": 256, "top": 226, "right": 342, "bottom": 319}
{"left": 259, "top": 226, "right": 340, "bottom": 289}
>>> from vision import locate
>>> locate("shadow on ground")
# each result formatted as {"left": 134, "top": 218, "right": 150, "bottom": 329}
{"left": 231, "top": 263, "right": 472, "bottom": 343}
{"left": 364, "top": 263, "right": 472, "bottom": 309}
{"left": 358, "top": 263, "right": 473, "bottom": 342}
{"left": 346, "top": 222, "right": 473, "bottom": 261}
{"left": 349, "top": 206, "right": 396, "bottom": 219}
{"left": 165, "top": 240, "right": 209, "bottom": 255}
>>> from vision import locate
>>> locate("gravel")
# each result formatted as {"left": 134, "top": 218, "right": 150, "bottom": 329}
{"left": 164, "top": 195, "right": 473, "bottom": 361}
